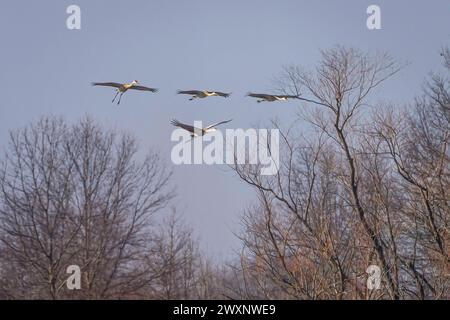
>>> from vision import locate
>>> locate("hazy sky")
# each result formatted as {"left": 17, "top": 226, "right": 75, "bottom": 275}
{"left": 0, "top": 0, "right": 448, "bottom": 259}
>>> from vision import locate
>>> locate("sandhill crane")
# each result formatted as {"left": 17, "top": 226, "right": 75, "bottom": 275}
{"left": 247, "top": 93, "right": 301, "bottom": 103}
{"left": 177, "top": 90, "right": 231, "bottom": 101}
{"left": 92, "top": 80, "right": 158, "bottom": 105}
{"left": 170, "top": 119, "right": 233, "bottom": 138}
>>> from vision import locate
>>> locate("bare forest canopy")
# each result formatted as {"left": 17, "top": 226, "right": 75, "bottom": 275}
{"left": 0, "top": 46, "right": 449, "bottom": 300}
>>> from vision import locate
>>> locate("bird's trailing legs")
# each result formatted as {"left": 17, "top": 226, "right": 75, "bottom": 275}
{"left": 117, "top": 93, "right": 124, "bottom": 105}
{"left": 112, "top": 91, "right": 120, "bottom": 104}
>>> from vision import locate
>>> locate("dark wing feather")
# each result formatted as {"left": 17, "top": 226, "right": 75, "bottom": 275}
{"left": 247, "top": 93, "right": 274, "bottom": 99}
{"left": 177, "top": 90, "right": 202, "bottom": 95}
{"left": 170, "top": 119, "right": 198, "bottom": 134}
{"left": 129, "top": 85, "right": 158, "bottom": 92}
{"left": 91, "top": 82, "right": 123, "bottom": 88}
{"left": 215, "top": 92, "right": 231, "bottom": 98}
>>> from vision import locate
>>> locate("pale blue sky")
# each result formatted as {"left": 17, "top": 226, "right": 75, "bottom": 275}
{"left": 0, "top": 0, "right": 448, "bottom": 259}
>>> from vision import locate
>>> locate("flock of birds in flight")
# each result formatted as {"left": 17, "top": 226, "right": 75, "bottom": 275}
{"left": 92, "top": 80, "right": 302, "bottom": 137}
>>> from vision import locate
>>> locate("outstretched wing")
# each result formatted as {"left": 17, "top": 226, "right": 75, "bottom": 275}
{"left": 129, "top": 85, "right": 158, "bottom": 92}
{"left": 177, "top": 90, "right": 203, "bottom": 96}
{"left": 205, "top": 119, "right": 233, "bottom": 130}
{"left": 215, "top": 91, "right": 231, "bottom": 98}
{"left": 247, "top": 93, "right": 274, "bottom": 100}
{"left": 170, "top": 119, "right": 199, "bottom": 134}
{"left": 91, "top": 82, "right": 123, "bottom": 88}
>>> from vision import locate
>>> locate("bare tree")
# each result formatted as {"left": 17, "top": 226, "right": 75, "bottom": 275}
{"left": 231, "top": 47, "right": 407, "bottom": 299}
{"left": 146, "top": 210, "right": 200, "bottom": 299}
{"left": 373, "top": 47, "right": 450, "bottom": 298}
{"left": 0, "top": 116, "right": 174, "bottom": 299}
{"left": 227, "top": 46, "right": 450, "bottom": 300}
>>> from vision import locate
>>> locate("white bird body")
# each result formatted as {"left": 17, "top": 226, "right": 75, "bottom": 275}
{"left": 121, "top": 80, "right": 139, "bottom": 92}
